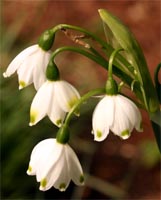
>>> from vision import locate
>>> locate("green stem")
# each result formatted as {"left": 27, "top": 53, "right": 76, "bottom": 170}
{"left": 52, "top": 24, "right": 108, "bottom": 49}
{"left": 51, "top": 24, "right": 135, "bottom": 77}
{"left": 108, "top": 48, "right": 124, "bottom": 78}
{"left": 50, "top": 46, "right": 145, "bottom": 109}
{"left": 51, "top": 46, "right": 108, "bottom": 69}
{"left": 50, "top": 24, "right": 147, "bottom": 108}
{"left": 65, "top": 88, "right": 105, "bottom": 126}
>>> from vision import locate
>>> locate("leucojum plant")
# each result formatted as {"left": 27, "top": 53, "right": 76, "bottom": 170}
{"left": 3, "top": 9, "right": 161, "bottom": 192}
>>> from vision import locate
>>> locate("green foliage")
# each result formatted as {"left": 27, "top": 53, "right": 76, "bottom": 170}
{"left": 99, "top": 9, "right": 159, "bottom": 114}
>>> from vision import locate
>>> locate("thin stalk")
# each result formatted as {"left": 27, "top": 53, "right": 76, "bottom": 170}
{"left": 51, "top": 46, "right": 108, "bottom": 69}
{"left": 50, "top": 46, "right": 145, "bottom": 109}
{"left": 90, "top": 46, "right": 135, "bottom": 79}
{"left": 108, "top": 48, "right": 124, "bottom": 78}
{"left": 51, "top": 24, "right": 135, "bottom": 76}
{"left": 65, "top": 88, "right": 105, "bottom": 126}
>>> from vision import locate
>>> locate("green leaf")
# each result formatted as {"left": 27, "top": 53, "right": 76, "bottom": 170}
{"left": 98, "top": 9, "right": 159, "bottom": 114}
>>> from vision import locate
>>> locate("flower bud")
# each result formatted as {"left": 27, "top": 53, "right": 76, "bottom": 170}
{"left": 38, "top": 30, "right": 55, "bottom": 51}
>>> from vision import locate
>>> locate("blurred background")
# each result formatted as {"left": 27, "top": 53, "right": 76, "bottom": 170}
{"left": 1, "top": 1, "right": 161, "bottom": 199}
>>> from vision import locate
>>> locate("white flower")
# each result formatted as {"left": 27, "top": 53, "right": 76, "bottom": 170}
{"left": 92, "top": 94, "right": 143, "bottom": 141}
{"left": 27, "top": 138, "right": 84, "bottom": 191}
{"left": 3, "top": 44, "right": 51, "bottom": 90}
{"left": 29, "top": 80, "right": 80, "bottom": 127}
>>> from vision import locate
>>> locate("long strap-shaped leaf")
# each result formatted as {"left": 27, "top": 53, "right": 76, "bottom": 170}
{"left": 98, "top": 9, "right": 160, "bottom": 115}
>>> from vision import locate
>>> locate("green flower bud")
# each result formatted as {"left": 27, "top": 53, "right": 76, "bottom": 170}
{"left": 105, "top": 77, "right": 118, "bottom": 95}
{"left": 46, "top": 60, "right": 60, "bottom": 81}
{"left": 56, "top": 124, "right": 70, "bottom": 144}
{"left": 38, "top": 30, "right": 55, "bottom": 51}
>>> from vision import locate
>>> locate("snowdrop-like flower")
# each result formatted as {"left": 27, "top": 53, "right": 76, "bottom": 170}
{"left": 92, "top": 94, "right": 143, "bottom": 141}
{"left": 29, "top": 80, "right": 80, "bottom": 127}
{"left": 3, "top": 44, "right": 51, "bottom": 90}
{"left": 27, "top": 138, "right": 84, "bottom": 191}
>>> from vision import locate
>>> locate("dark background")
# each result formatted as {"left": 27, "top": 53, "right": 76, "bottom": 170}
{"left": 1, "top": 1, "right": 161, "bottom": 199}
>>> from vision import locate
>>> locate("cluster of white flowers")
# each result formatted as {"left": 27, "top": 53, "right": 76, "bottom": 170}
{"left": 3, "top": 41, "right": 143, "bottom": 192}
{"left": 3, "top": 44, "right": 83, "bottom": 191}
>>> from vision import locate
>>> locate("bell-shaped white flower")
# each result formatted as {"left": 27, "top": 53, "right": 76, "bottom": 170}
{"left": 27, "top": 138, "right": 84, "bottom": 191}
{"left": 3, "top": 44, "right": 51, "bottom": 90}
{"left": 29, "top": 80, "right": 80, "bottom": 127}
{"left": 92, "top": 94, "right": 143, "bottom": 141}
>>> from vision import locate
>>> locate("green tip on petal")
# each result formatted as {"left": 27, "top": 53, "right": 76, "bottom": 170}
{"left": 27, "top": 166, "right": 32, "bottom": 173}
{"left": 40, "top": 178, "right": 47, "bottom": 188}
{"left": 29, "top": 110, "right": 38, "bottom": 126}
{"left": 19, "top": 80, "right": 26, "bottom": 89}
{"left": 59, "top": 183, "right": 66, "bottom": 191}
{"left": 96, "top": 130, "right": 102, "bottom": 138}
{"left": 121, "top": 129, "right": 130, "bottom": 139}
{"left": 56, "top": 119, "right": 62, "bottom": 127}
{"left": 79, "top": 175, "right": 85, "bottom": 184}
{"left": 67, "top": 97, "right": 79, "bottom": 109}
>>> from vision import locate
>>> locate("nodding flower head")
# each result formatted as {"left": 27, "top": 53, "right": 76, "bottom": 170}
{"left": 29, "top": 80, "right": 80, "bottom": 127}
{"left": 92, "top": 94, "right": 143, "bottom": 141}
{"left": 3, "top": 44, "right": 51, "bottom": 90}
{"left": 27, "top": 138, "right": 84, "bottom": 191}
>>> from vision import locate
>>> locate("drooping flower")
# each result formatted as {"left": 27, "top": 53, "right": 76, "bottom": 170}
{"left": 27, "top": 138, "right": 84, "bottom": 191}
{"left": 3, "top": 45, "right": 51, "bottom": 90}
{"left": 92, "top": 94, "right": 143, "bottom": 141}
{"left": 29, "top": 80, "right": 80, "bottom": 127}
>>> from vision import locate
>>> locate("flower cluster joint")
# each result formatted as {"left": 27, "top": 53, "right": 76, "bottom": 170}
{"left": 27, "top": 139, "right": 84, "bottom": 191}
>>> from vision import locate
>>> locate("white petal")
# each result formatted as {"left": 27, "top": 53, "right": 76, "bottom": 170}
{"left": 55, "top": 80, "right": 80, "bottom": 112}
{"left": 39, "top": 146, "right": 69, "bottom": 191}
{"left": 52, "top": 148, "right": 71, "bottom": 191}
{"left": 3, "top": 45, "right": 39, "bottom": 78}
{"left": 43, "top": 157, "right": 65, "bottom": 191}
{"left": 17, "top": 58, "right": 35, "bottom": 89}
{"left": 110, "top": 96, "right": 132, "bottom": 139}
{"left": 92, "top": 96, "right": 114, "bottom": 141}
{"left": 29, "top": 139, "right": 63, "bottom": 183}
{"left": 117, "top": 95, "right": 142, "bottom": 132}
{"left": 27, "top": 139, "right": 54, "bottom": 176}
{"left": 36, "top": 142, "right": 63, "bottom": 182}
{"left": 48, "top": 96, "right": 66, "bottom": 127}
{"left": 66, "top": 144, "right": 84, "bottom": 186}
{"left": 29, "top": 81, "right": 52, "bottom": 126}
{"left": 33, "top": 50, "right": 51, "bottom": 90}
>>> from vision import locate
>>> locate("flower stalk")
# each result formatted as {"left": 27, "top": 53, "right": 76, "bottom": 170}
{"left": 64, "top": 88, "right": 105, "bottom": 126}
{"left": 56, "top": 124, "right": 70, "bottom": 144}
